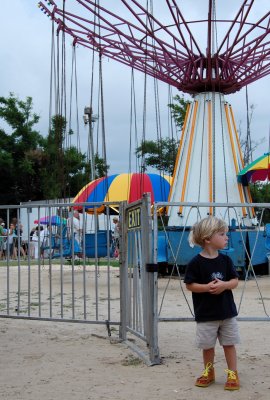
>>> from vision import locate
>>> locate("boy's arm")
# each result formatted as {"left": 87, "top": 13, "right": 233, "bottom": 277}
{"left": 185, "top": 282, "right": 213, "bottom": 293}
{"left": 208, "top": 277, "right": 238, "bottom": 295}
{"left": 223, "top": 277, "right": 239, "bottom": 290}
{"left": 186, "top": 278, "right": 238, "bottom": 294}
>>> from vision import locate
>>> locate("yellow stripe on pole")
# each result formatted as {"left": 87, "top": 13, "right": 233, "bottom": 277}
{"left": 229, "top": 105, "right": 245, "bottom": 169}
{"left": 224, "top": 104, "right": 247, "bottom": 217}
{"left": 179, "top": 101, "right": 198, "bottom": 214}
{"left": 166, "top": 102, "right": 191, "bottom": 214}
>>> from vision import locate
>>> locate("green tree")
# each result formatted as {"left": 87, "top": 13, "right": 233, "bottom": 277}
{"left": 0, "top": 93, "right": 45, "bottom": 203}
{"left": 0, "top": 95, "right": 109, "bottom": 204}
{"left": 250, "top": 183, "right": 270, "bottom": 224}
{"left": 41, "top": 115, "right": 109, "bottom": 199}
{"left": 135, "top": 137, "right": 179, "bottom": 175}
{"left": 168, "top": 94, "right": 189, "bottom": 131}
{"left": 93, "top": 153, "right": 110, "bottom": 180}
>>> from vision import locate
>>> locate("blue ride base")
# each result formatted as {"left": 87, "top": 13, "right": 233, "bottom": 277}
{"left": 157, "top": 227, "right": 270, "bottom": 276}
{"left": 47, "top": 225, "right": 269, "bottom": 276}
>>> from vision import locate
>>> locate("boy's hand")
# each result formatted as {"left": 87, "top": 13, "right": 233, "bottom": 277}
{"left": 208, "top": 278, "right": 226, "bottom": 295}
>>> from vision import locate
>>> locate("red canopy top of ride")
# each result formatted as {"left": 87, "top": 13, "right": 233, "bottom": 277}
{"left": 38, "top": 0, "right": 270, "bottom": 94}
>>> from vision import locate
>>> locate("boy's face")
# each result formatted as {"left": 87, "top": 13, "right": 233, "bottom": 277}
{"left": 207, "top": 229, "right": 228, "bottom": 250}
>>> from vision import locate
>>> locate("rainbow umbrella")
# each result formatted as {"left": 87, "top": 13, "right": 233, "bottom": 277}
{"left": 34, "top": 215, "right": 67, "bottom": 226}
{"left": 238, "top": 152, "right": 270, "bottom": 186}
{"left": 73, "top": 173, "right": 172, "bottom": 214}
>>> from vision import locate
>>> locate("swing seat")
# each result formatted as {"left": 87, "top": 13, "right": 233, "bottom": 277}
{"left": 41, "top": 234, "right": 60, "bottom": 251}
{"left": 52, "top": 235, "right": 81, "bottom": 259}
{"left": 51, "top": 238, "right": 71, "bottom": 258}
{"left": 42, "top": 226, "right": 68, "bottom": 257}
{"left": 85, "top": 230, "right": 112, "bottom": 258}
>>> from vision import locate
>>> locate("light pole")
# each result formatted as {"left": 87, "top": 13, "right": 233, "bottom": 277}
{"left": 83, "top": 106, "right": 98, "bottom": 181}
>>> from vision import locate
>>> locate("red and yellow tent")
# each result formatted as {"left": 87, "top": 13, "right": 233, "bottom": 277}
{"left": 73, "top": 173, "right": 171, "bottom": 214}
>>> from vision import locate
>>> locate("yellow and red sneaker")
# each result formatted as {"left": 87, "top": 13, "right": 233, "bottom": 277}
{"left": 224, "top": 369, "right": 240, "bottom": 390}
{"left": 195, "top": 362, "right": 215, "bottom": 387}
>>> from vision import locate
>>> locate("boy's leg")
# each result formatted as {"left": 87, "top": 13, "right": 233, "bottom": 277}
{"left": 195, "top": 322, "right": 219, "bottom": 387}
{"left": 203, "top": 347, "right": 215, "bottom": 366}
{"left": 195, "top": 348, "right": 215, "bottom": 387}
{"left": 223, "top": 345, "right": 240, "bottom": 390}
{"left": 223, "top": 344, "right": 237, "bottom": 371}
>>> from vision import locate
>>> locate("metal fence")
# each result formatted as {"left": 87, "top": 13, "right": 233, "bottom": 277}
{"left": 0, "top": 202, "right": 121, "bottom": 331}
{"left": 1, "top": 199, "right": 269, "bottom": 366}
{"left": 153, "top": 201, "right": 270, "bottom": 324}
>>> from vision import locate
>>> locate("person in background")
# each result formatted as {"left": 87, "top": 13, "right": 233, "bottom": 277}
{"left": 68, "top": 210, "right": 83, "bottom": 241}
{"left": 0, "top": 219, "right": 7, "bottom": 260}
{"left": 40, "top": 225, "right": 50, "bottom": 258}
{"left": 68, "top": 210, "right": 83, "bottom": 258}
{"left": 112, "top": 217, "right": 120, "bottom": 258}
{"left": 11, "top": 217, "right": 26, "bottom": 259}
{"left": 31, "top": 226, "right": 43, "bottom": 259}
{"left": 29, "top": 226, "right": 37, "bottom": 259}
{"left": 184, "top": 216, "right": 240, "bottom": 391}
{"left": 7, "top": 223, "right": 16, "bottom": 259}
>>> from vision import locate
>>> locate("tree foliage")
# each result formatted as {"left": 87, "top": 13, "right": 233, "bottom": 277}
{"left": 40, "top": 115, "right": 86, "bottom": 199}
{"left": 168, "top": 94, "right": 189, "bottom": 131}
{"left": 0, "top": 93, "right": 45, "bottom": 203}
{"left": 250, "top": 183, "right": 270, "bottom": 224}
{"left": 0, "top": 94, "right": 109, "bottom": 205}
{"left": 135, "top": 137, "right": 179, "bottom": 175}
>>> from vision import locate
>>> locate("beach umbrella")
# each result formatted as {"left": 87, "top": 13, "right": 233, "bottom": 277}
{"left": 73, "top": 173, "right": 172, "bottom": 214}
{"left": 34, "top": 215, "right": 67, "bottom": 226}
{"left": 238, "top": 152, "right": 270, "bottom": 185}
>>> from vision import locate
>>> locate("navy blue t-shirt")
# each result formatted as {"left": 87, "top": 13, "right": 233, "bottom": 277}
{"left": 184, "top": 253, "right": 239, "bottom": 322}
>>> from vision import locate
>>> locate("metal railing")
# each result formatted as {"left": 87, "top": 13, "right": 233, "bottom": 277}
{"left": 0, "top": 202, "right": 121, "bottom": 329}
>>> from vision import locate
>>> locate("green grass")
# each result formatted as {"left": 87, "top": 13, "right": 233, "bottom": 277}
{"left": 0, "top": 258, "right": 120, "bottom": 267}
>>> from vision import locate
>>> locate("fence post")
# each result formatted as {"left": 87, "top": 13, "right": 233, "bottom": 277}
{"left": 141, "top": 194, "right": 160, "bottom": 365}
{"left": 119, "top": 201, "right": 128, "bottom": 341}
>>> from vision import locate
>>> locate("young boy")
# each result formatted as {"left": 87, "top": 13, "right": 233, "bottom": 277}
{"left": 184, "top": 216, "right": 240, "bottom": 390}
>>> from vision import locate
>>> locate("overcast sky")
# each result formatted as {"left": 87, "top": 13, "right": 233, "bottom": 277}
{"left": 1, "top": 0, "right": 270, "bottom": 176}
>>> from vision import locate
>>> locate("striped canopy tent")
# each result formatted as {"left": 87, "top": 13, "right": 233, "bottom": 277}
{"left": 238, "top": 152, "right": 270, "bottom": 186}
{"left": 73, "top": 173, "right": 172, "bottom": 214}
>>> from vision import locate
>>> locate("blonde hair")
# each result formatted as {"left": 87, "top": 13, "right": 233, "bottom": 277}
{"left": 189, "top": 216, "right": 228, "bottom": 247}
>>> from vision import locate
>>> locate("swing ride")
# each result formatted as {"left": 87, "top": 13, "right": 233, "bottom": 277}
{"left": 38, "top": 1, "right": 270, "bottom": 272}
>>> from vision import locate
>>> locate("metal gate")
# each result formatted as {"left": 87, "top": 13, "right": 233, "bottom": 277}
{"left": 119, "top": 195, "right": 160, "bottom": 365}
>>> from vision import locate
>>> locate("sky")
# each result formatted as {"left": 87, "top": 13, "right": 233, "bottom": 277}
{"left": 1, "top": 0, "right": 270, "bottom": 177}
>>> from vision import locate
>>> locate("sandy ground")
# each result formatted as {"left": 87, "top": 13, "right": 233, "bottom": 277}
{"left": 0, "top": 266, "right": 270, "bottom": 400}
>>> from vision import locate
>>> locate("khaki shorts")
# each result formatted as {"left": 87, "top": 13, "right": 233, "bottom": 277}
{"left": 196, "top": 317, "right": 240, "bottom": 349}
